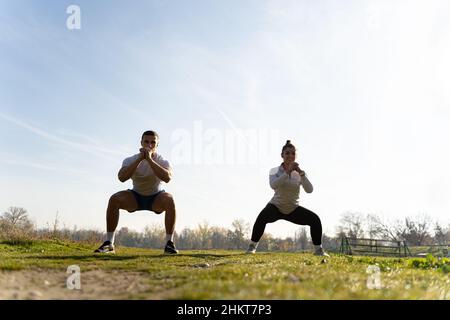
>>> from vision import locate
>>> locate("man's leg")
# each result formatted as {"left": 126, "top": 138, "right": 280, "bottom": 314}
{"left": 107, "top": 190, "right": 139, "bottom": 232}
{"left": 151, "top": 192, "right": 178, "bottom": 253}
{"left": 95, "top": 190, "right": 138, "bottom": 253}
{"left": 151, "top": 192, "right": 176, "bottom": 234}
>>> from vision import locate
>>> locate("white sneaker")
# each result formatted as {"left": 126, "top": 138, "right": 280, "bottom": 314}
{"left": 314, "top": 247, "right": 330, "bottom": 257}
{"left": 94, "top": 241, "right": 115, "bottom": 254}
{"left": 246, "top": 243, "right": 257, "bottom": 254}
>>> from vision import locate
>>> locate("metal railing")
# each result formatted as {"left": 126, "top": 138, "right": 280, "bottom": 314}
{"left": 340, "top": 237, "right": 412, "bottom": 257}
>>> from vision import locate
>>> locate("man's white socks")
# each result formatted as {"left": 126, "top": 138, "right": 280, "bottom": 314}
{"left": 106, "top": 232, "right": 115, "bottom": 245}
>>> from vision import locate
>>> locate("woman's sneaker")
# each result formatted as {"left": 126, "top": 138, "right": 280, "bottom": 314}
{"left": 94, "top": 241, "right": 115, "bottom": 254}
{"left": 164, "top": 240, "right": 179, "bottom": 254}
{"left": 313, "top": 247, "right": 330, "bottom": 257}
{"left": 246, "top": 243, "right": 257, "bottom": 254}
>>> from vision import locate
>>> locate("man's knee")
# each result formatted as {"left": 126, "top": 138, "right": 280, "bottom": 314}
{"left": 153, "top": 192, "right": 175, "bottom": 213}
{"left": 162, "top": 192, "right": 175, "bottom": 208}
{"left": 108, "top": 194, "right": 119, "bottom": 207}
{"left": 109, "top": 192, "right": 126, "bottom": 208}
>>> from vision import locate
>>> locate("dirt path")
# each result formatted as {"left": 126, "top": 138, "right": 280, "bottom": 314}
{"left": 0, "top": 269, "right": 154, "bottom": 299}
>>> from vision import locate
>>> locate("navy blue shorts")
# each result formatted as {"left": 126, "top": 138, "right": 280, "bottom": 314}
{"left": 128, "top": 189, "right": 165, "bottom": 213}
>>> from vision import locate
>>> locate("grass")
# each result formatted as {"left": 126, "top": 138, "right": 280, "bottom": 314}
{"left": 0, "top": 240, "right": 449, "bottom": 299}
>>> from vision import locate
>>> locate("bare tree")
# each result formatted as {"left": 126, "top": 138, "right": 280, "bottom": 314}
{"left": 1, "top": 207, "right": 31, "bottom": 227}
{"left": 0, "top": 206, "right": 35, "bottom": 240}
{"left": 210, "top": 226, "right": 228, "bottom": 249}
{"left": 396, "top": 215, "right": 431, "bottom": 246}
{"left": 196, "top": 221, "right": 211, "bottom": 249}
{"left": 433, "top": 223, "right": 448, "bottom": 245}
{"left": 257, "top": 233, "right": 273, "bottom": 251}
{"left": 44, "top": 211, "right": 61, "bottom": 238}
{"left": 294, "top": 227, "right": 309, "bottom": 250}
{"left": 337, "top": 212, "right": 365, "bottom": 238}
{"left": 178, "top": 227, "right": 196, "bottom": 249}
{"left": 143, "top": 223, "right": 165, "bottom": 247}
{"left": 365, "top": 214, "right": 399, "bottom": 241}
{"left": 227, "top": 219, "right": 250, "bottom": 249}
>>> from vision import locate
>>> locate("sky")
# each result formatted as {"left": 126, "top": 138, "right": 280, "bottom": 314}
{"left": 1, "top": 0, "right": 449, "bottom": 239}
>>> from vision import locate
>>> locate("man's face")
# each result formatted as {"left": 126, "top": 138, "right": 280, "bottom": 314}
{"left": 141, "top": 134, "right": 158, "bottom": 150}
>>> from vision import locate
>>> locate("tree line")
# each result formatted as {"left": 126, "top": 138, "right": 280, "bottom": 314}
{"left": 0, "top": 207, "right": 448, "bottom": 251}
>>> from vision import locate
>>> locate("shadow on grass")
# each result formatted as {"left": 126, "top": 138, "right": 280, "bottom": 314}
{"left": 23, "top": 252, "right": 244, "bottom": 262}
{"left": 174, "top": 253, "right": 242, "bottom": 258}
{"left": 25, "top": 255, "right": 141, "bottom": 261}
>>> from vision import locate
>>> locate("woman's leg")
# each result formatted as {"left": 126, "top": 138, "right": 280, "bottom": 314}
{"left": 283, "top": 206, "right": 323, "bottom": 245}
{"left": 250, "top": 203, "right": 282, "bottom": 242}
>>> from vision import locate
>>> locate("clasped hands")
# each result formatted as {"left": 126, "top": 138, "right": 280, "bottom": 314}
{"left": 139, "top": 147, "right": 156, "bottom": 161}
{"left": 286, "top": 162, "right": 305, "bottom": 176}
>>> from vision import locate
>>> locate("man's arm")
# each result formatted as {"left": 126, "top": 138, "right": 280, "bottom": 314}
{"left": 118, "top": 153, "right": 144, "bottom": 182}
{"left": 145, "top": 154, "right": 172, "bottom": 183}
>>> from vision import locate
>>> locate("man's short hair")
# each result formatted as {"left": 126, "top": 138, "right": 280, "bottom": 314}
{"left": 141, "top": 130, "right": 159, "bottom": 140}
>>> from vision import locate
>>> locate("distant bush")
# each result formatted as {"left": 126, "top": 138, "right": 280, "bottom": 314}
{"left": 408, "top": 254, "right": 449, "bottom": 274}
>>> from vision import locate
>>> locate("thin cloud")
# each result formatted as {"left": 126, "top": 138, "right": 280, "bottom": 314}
{"left": 0, "top": 157, "right": 86, "bottom": 176}
{"left": 56, "top": 129, "right": 133, "bottom": 155}
{"left": 0, "top": 154, "right": 110, "bottom": 186}
{"left": 0, "top": 112, "right": 123, "bottom": 160}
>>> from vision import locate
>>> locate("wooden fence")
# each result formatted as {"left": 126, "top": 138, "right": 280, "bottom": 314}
{"left": 340, "top": 237, "right": 450, "bottom": 257}
{"left": 340, "top": 237, "right": 411, "bottom": 257}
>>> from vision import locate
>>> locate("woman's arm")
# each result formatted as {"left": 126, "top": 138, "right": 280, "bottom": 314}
{"left": 301, "top": 174, "right": 313, "bottom": 193}
{"left": 269, "top": 170, "right": 289, "bottom": 189}
{"left": 292, "top": 163, "right": 313, "bottom": 193}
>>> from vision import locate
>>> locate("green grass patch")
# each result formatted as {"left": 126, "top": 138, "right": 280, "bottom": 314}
{"left": 0, "top": 241, "right": 449, "bottom": 299}
{"left": 408, "top": 254, "right": 450, "bottom": 274}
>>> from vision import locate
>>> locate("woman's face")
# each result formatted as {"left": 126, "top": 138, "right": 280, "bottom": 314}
{"left": 281, "top": 147, "right": 296, "bottom": 164}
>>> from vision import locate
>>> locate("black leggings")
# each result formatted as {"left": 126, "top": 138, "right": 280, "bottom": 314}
{"left": 250, "top": 203, "right": 323, "bottom": 245}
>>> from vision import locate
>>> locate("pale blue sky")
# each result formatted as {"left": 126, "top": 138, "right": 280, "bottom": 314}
{"left": 1, "top": 0, "right": 449, "bottom": 238}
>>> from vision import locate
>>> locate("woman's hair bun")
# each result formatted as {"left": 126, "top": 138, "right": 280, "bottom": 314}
{"left": 282, "top": 139, "right": 296, "bottom": 153}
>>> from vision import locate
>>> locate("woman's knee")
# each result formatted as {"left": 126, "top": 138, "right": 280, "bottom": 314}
{"left": 256, "top": 213, "right": 277, "bottom": 225}
{"left": 310, "top": 213, "right": 322, "bottom": 228}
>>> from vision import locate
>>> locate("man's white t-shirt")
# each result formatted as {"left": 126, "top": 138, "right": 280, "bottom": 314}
{"left": 121, "top": 153, "right": 171, "bottom": 196}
